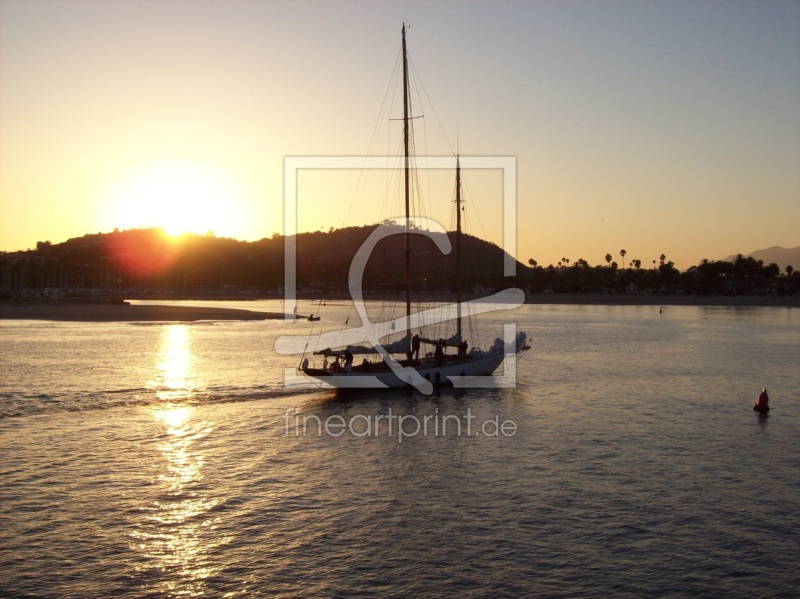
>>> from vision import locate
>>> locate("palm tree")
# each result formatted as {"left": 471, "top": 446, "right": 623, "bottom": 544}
{"left": 659, "top": 253, "right": 666, "bottom": 266}
{"left": 620, "top": 249, "right": 627, "bottom": 270}
{"left": 528, "top": 258, "right": 537, "bottom": 269}
{"left": 605, "top": 253, "right": 612, "bottom": 266}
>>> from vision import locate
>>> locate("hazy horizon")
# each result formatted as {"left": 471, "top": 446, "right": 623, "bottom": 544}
{"left": 2, "top": 0, "right": 799, "bottom": 270}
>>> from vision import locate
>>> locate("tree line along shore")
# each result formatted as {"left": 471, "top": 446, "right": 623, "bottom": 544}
{"left": 2, "top": 227, "right": 798, "bottom": 313}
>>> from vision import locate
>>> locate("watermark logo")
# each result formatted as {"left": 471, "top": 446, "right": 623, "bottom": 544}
{"left": 275, "top": 156, "right": 524, "bottom": 394}
{"left": 284, "top": 407, "right": 517, "bottom": 443}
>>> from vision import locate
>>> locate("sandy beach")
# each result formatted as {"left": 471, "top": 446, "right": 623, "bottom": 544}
{"left": 0, "top": 301, "right": 287, "bottom": 322}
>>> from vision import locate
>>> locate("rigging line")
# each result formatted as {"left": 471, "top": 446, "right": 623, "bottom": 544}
{"left": 302, "top": 303, "right": 320, "bottom": 363}
{"left": 408, "top": 128, "right": 434, "bottom": 231}
{"left": 344, "top": 302, "right": 353, "bottom": 326}
{"left": 376, "top": 141, "right": 395, "bottom": 224}
{"left": 418, "top": 102, "right": 434, "bottom": 225}
{"left": 379, "top": 138, "right": 405, "bottom": 225}
{"left": 300, "top": 340, "right": 309, "bottom": 367}
{"left": 404, "top": 84, "right": 419, "bottom": 228}
{"left": 409, "top": 127, "right": 424, "bottom": 226}
{"left": 406, "top": 59, "right": 434, "bottom": 225}
{"left": 449, "top": 173, "right": 458, "bottom": 232}
{"left": 461, "top": 176, "right": 489, "bottom": 248}
{"left": 408, "top": 56, "right": 455, "bottom": 157}
{"left": 502, "top": 347, "right": 531, "bottom": 371}
{"left": 342, "top": 49, "right": 403, "bottom": 229}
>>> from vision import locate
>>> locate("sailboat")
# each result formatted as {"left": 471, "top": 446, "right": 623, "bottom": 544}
{"left": 297, "top": 25, "right": 530, "bottom": 393}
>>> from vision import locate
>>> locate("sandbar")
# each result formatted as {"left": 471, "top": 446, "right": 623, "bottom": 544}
{"left": 0, "top": 301, "right": 287, "bottom": 322}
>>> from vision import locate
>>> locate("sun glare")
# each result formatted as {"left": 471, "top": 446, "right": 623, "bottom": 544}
{"left": 106, "top": 163, "right": 246, "bottom": 238}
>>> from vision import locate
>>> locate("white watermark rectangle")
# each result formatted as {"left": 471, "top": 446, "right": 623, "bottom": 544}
{"left": 278, "top": 155, "right": 524, "bottom": 393}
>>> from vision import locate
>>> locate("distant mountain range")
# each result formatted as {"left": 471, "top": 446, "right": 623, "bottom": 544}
{"left": 723, "top": 246, "right": 800, "bottom": 271}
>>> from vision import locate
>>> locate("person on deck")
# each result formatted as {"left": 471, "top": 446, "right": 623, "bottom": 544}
{"left": 754, "top": 388, "right": 769, "bottom": 413}
{"left": 411, "top": 334, "right": 421, "bottom": 361}
{"left": 434, "top": 339, "right": 444, "bottom": 367}
{"left": 343, "top": 348, "right": 354, "bottom": 373}
{"left": 458, "top": 339, "right": 468, "bottom": 361}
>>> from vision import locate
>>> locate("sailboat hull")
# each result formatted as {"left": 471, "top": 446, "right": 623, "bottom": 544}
{"left": 301, "top": 350, "right": 519, "bottom": 390}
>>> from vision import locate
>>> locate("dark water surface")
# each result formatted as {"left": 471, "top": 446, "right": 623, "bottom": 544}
{"left": 2, "top": 302, "right": 798, "bottom": 597}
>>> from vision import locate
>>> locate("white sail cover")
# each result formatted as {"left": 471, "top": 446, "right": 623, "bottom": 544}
{"left": 314, "top": 335, "right": 412, "bottom": 357}
{"left": 312, "top": 331, "right": 529, "bottom": 358}
{"left": 417, "top": 333, "right": 461, "bottom": 348}
{"left": 487, "top": 331, "right": 529, "bottom": 355}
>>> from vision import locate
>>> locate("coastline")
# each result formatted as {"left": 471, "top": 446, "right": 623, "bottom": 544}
{"left": 1, "top": 293, "right": 797, "bottom": 323}
{"left": 0, "top": 301, "right": 287, "bottom": 322}
{"left": 521, "top": 293, "right": 800, "bottom": 308}
{"left": 121, "top": 291, "right": 800, "bottom": 308}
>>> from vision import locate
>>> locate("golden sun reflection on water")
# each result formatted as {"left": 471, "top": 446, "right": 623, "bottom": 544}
{"left": 131, "top": 326, "right": 228, "bottom": 597}
{"left": 149, "top": 325, "right": 206, "bottom": 402}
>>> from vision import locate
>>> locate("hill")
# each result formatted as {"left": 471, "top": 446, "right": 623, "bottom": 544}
{"left": 0, "top": 225, "right": 526, "bottom": 295}
{"left": 723, "top": 246, "right": 800, "bottom": 272}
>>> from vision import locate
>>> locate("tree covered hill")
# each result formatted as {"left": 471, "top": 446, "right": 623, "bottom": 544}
{"left": 0, "top": 224, "right": 524, "bottom": 295}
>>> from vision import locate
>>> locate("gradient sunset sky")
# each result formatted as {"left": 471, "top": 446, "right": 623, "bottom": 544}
{"left": 1, "top": 0, "right": 798, "bottom": 270}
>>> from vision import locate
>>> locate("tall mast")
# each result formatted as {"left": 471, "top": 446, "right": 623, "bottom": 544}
{"left": 402, "top": 23, "right": 411, "bottom": 344}
{"left": 456, "top": 155, "right": 462, "bottom": 340}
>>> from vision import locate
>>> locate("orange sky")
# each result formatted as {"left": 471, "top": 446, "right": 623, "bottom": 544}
{"left": 1, "top": 0, "right": 798, "bottom": 270}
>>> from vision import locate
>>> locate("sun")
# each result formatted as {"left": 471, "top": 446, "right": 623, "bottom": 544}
{"left": 106, "top": 162, "right": 246, "bottom": 237}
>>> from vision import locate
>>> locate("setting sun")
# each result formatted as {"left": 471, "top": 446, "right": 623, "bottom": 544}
{"left": 105, "top": 163, "right": 247, "bottom": 238}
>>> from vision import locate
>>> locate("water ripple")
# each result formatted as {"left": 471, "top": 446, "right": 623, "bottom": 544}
{"left": 1, "top": 306, "right": 799, "bottom": 596}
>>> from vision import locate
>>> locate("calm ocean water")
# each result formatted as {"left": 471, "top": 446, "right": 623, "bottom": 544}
{"left": 1, "top": 301, "right": 798, "bottom": 597}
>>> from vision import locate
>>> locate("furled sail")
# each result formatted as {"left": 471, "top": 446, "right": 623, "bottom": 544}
{"left": 313, "top": 336, "right": 411, "bottom": 357}
{"left": 417, "top": 333, "right": 461, "bottom": 347}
